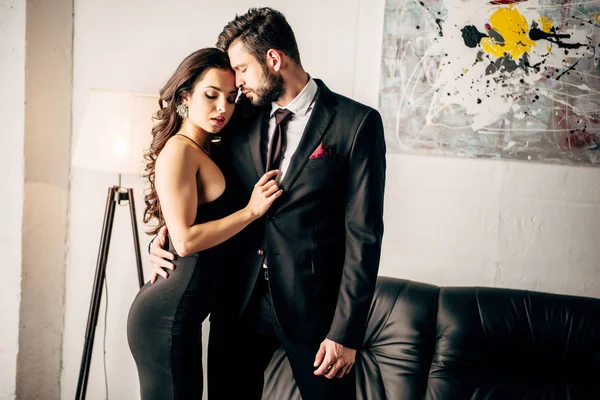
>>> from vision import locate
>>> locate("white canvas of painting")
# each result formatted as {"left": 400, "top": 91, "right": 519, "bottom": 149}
{"left": 379, "top": 0, "right": 600, "bottom": 164}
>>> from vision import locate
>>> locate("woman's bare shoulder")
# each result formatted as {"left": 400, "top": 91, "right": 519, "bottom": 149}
{"left": 156, "top": 135, "right": 198, "bottom": 173}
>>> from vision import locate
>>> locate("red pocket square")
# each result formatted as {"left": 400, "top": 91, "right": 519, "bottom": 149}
{"left": 310, "top": 143, "right": 333, "bottom": 159}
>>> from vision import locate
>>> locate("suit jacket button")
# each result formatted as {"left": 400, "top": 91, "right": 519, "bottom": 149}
{"left": 257, "top": 249, "right": 264, "bottom": 255}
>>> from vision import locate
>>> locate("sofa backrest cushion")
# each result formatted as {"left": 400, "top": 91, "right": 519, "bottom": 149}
{"left": 426, "top": 287, "right": 600, "bottom": 400}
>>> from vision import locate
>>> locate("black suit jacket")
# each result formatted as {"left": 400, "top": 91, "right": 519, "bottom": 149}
{"left": 215, "top": 79, "right": 386, "bottom": 349}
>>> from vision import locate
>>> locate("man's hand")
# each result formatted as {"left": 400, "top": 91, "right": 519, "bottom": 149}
{"left": 150, "top": 226, "right": 175, "bottom": 283}
{"left": 313, "top": 338, "right": 356, "bottom": 379}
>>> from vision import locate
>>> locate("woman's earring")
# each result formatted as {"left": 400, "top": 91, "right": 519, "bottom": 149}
{"left": 176, "top": 103, "right": 188, "bottom": 119}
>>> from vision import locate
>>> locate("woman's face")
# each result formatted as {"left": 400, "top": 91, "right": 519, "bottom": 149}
{"left": 183, "top": 68, "right": 237, "bottom": 134}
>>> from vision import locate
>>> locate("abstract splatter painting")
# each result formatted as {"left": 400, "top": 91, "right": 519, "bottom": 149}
{"left": 379, "top": 0, "right": 600, "bottom": 164}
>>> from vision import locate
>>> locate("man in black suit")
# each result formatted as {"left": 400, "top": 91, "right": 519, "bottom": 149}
{"left": 150, "top": 7, "right": 386, "bottom": 399}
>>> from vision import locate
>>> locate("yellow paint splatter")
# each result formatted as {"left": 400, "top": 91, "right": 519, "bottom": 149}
{"left": 539, "top": 16, "right": 554, "bottom": 54}
{"left": 463, "top": 68, "right": 468, "bottom": 73}
{"left": 539, "top": 16, "right": 553, "bottom": 33}
{"left": 481, "top": 6, "right": 536, "bottom": 60}
{"left": 594, "top": 13, "right": 599, "bottom": 21}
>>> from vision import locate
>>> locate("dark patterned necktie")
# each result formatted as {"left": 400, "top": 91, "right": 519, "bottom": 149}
{"left": 266, "top": 109, "right": 294, "bottom": 172}
{"left": 262, "top": 109, "right": 293, "bottom": 274}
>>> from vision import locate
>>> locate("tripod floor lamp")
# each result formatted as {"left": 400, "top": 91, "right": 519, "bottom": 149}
{"left": 71, "top": 90, "right": 158, "bottom": 400}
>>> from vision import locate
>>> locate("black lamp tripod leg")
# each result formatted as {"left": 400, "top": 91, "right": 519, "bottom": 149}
{"left": 75, "top": 186, "right": 118, "bottom": 400}
{"left": 75, "top": 185, "right": 146, "bottom": 399}
{"left": 126, "top": 188, "right": 145, "bottom": 289}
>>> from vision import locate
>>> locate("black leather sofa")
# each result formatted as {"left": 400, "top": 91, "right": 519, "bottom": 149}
{"left": 262, "top": 277, "right": 600, "bottom": 399}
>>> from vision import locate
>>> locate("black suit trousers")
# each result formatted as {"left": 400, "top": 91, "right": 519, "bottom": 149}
{"left": 207, "top": 276, "right": 356, "bottom": 400}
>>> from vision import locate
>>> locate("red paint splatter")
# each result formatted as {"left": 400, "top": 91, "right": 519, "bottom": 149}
{"left": 489, "top": 0, "right": 527, "bottom": 4}
{"left": 485, "top": 23, "right": 492, "bottom": 31}
{"left": 562, "top": 129, "right": 597, "bottom": 149}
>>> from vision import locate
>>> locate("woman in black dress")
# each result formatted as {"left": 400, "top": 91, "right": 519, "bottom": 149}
{"left": 127, "top": 48, "right": 282, "bottom": 400}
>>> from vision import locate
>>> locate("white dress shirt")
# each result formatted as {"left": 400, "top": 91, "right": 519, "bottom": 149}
{"left": 267, "top": 76, "right": 319, "bottom": 184}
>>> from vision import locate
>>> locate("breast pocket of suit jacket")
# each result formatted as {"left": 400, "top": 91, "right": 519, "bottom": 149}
{"left": 297, "top": 157, "right": 338, "bottom": 192}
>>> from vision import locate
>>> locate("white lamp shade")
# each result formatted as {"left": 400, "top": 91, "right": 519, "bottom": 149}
{"left": 72, "top": 90, "right": 159, "bottom": 175}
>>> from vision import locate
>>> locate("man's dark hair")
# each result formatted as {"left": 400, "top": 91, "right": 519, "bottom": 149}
{"left": 216, "top": 7, "right": 302, "bottom": 66}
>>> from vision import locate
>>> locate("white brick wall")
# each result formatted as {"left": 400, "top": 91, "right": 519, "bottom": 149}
{"left": 379, "top": 155, "right": 600, "bottom": 297}
{"left": 0, "top": 1, "right": 25, "bottom": 399}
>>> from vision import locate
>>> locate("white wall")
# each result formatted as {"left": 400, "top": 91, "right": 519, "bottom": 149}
{"left": 61, "top": 0, "right": 600, "bottom": 399}
{"left": 0, "top": 1, "right": 25, "bottom": 399}
{"left": 379, "top": 156, "right": 600, "bottom": 295}
{"left": 17, "top": 0, "right": 73, "bottom": 398}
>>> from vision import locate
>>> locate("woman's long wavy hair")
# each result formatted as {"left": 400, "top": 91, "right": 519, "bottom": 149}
{"left": 143, "top": 48, "right": 233, "bottom": 235}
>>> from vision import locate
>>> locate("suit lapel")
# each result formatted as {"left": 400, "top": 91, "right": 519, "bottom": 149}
{"left": 246, "top": 108, "right": 267, "bottom": 182}
{"left": 280, "top": 82, "right": 337, "bottom": 193}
